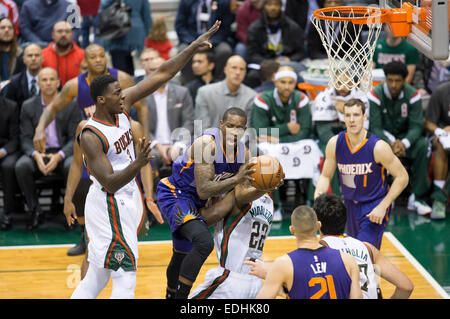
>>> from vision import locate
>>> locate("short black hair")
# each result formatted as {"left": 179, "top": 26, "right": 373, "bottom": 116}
{"left": 195, "top": 48, "right": 215, "bottom": 64}
{"left": 383, "top": 61, "right": 408, "bottom": 79}
{"left": 343, "top": 98, "right": 366, "bottom": 114}
{"left": 313, "top": 193, "right": 347, "bottom": 236}
{"left": 259, "top": 59, "right": 280, "bottom": 82}
{"left": 222, "top": 107, "right": 247, "bottom": 122}
{"left": 90, "top": 74, "right": 118, "bottom": 104}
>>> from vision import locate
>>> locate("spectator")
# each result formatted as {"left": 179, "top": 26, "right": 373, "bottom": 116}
{"left": 234, "top": 0, "right": 263, "bottom": 60}
{"left": 372, "top": 26, "right": 420, "bottom": 84}
{"left": 19, "top": 0, "right": 72, "bottom": 45}
{"left": 175, "top": 0, "right": 234, "bottom": 84}
{"left": 0, "top": 94, "right": 20, "bottom": 230}
{"left": 76, "top": 0, "right": 101, "bottom": 49}
{"left": 99, "top": 0, "right": 152, "bottom": 77}
{"left": 424, "top": 81, "right": 450, "bottom": 220}
{"left": 253, "top": 59, "right": 279, "bottom": 92}
{"left": 0, "top": 17, "right": 22, "bottom": 82}
{"left": 42, "top": 21, "right": 85, "bottom": 87}
{"left": 3, "top": 43, "right": 43, "bottom": 111}
{"left": 145, "top": 57, "right": 195, "bottom": 171}
{"left": 145, "top": 17, "right": 174, "bottom": 61}
{"left": 413, "top": 52, "right": 450, "bottom": 97}
{"left": 195, "top": 55, "right": 256, "bottom": 129}
{"left": 251, "top": 65, "right": 313, "bottom": 218}
{"left": 284, "top": 0, "right": 324, "bottom": 38}
{"left": 245, "top": 0, "right": 306, "bottom": 88}
{"left": 0, "top": 0, "right": 19, "bottom": 35}
{"left": 135, "top": 47, "right": 160, "bottom": 84}
{"left": 15, "top": 67, "right": 81, "bottom": 230}
{"left": 185, "top": 49, "right": 217, "bottom": 104}
{"left": 368, "top": 61, "right": 432, "bottom": 217}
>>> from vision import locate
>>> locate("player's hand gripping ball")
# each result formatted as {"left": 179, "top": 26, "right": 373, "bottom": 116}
{"left": 250, "top": 155, "right": 284, "bottom": 190}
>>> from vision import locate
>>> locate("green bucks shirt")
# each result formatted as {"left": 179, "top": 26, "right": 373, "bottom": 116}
{"left": 373, "top": 38, "right": 420, "bottom": 68}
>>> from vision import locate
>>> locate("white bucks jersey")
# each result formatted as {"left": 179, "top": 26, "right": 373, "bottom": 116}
{"left": 81, "top": 111, "right": 138, "bottom": 195}
{"left": 214, "top": 194, "right": 274, "bottom": 274}
{"left": 320, "top": 235, "right": 378, "bottom": 299}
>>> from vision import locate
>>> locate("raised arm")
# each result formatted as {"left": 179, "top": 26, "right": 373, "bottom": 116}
{"left": 314, "top": 135, "right": 338, "bottom": 199}
{"left": 123, "top": 21, "right": 221, "bottom": 106}
{"left": 33, "top": 79, "right": 78, "bottom": 152}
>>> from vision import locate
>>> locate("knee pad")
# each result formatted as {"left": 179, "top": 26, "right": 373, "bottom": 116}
{"left": 191, "top": 229, "right": 214, "bottom": 258}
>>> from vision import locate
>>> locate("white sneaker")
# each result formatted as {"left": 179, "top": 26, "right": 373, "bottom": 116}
{"left": 273, "top": 208, "right": 283, "bottom": 222}
{"left": 407, "top": 194, "right": 432, "bottom": 216}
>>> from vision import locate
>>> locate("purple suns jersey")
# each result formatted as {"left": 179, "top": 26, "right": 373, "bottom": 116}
{"left": 77, "top": 68, "right": 119, "bottom": 119}
{"left": 287, "top": 247, "right": 352, "bottom": 299}
{"left": 167, "top": 128, "right": 246, "bottom": 208}
{"left": 335, "top": 131, "right": 388, "bottom": 203}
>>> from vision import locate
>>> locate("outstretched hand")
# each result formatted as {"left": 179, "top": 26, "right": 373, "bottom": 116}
{"left": 194, "top": 20, "right": 221, "bottom": 50}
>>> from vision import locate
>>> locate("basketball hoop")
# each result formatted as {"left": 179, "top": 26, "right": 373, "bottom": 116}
{"left": 311, "top": 6, "right": 390, "bottom": 92}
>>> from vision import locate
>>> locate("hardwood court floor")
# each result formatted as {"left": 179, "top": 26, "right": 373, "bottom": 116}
{"left": 0, "top": 232, "right": 447, "bottom": 299}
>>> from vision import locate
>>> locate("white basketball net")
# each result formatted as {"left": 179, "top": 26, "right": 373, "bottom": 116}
{"left": 310, "top": 7, "right": 385, "bottom": 93}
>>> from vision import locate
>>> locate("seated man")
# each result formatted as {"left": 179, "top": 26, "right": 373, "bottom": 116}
{"left": 245, "top": 0, "right": 306, "bottom": 87}
{"left": 252, "top": 65, "right": 316, "bottom": 219}
{"left": 424, "top": 81, "right": 450, "bottom": 220}
{"left": 15, "top": 67, "right": 81, "bottom": 230}
{"left": 185, "top": 49, "right": 217, "bottom": 104}
{"left": 0, "top": 95, "right": 20, "bottom": 230}
{"left": 368, "top": 61, "right": 432, "bottom": 216}
{"left": 175, "top": 0, "right": 234, "bottom": 84}
{"left": 372, "top": 26, "right": 420, "bottom": 84}
{"left": 144, "top": 57, "right": 195, "bottom": 173}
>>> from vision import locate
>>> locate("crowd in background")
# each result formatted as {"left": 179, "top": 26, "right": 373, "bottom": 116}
{"left": 0, "top": 0, "right": 449, "bottom": 233}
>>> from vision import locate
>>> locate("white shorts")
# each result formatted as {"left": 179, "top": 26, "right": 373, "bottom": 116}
{"left": 85, "top": 186, "right": 139, "bottom": 271}
{"left": 188, "top": 267, "right": 263, "bottom": 299}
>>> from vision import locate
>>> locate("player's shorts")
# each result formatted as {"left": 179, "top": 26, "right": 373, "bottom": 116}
{"left": 188, "top": 267, "right": 263, "bottom": 299}
{"left": 157, "top": 178, "right": 205, "bottom": 252}
{"left": 344, "top": 197, "right": 391, "bottom": 249}
{"left": 85, "top": 185, "right": 139, "bottom": 271}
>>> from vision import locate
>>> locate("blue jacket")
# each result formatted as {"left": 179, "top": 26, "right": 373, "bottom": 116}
{"left": 175, "top": 0, "right": 234, "bottom": 46}
{"left": 19, "top": 0, "right": 72, "bottom": 43}
{"left": 99, "top": 0, "right": 152, "bottom": 53}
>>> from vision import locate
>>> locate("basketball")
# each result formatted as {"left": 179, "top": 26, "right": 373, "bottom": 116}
{"left": 250, "top": 155, "right": 284, "bottom": 190}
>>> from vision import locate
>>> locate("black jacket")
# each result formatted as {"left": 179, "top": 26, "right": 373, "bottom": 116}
{"left": 246, "top": 13, "right": 307, "bottom": 64}
{"left": 0, "top": 96, "right": 19, "bottom": 154}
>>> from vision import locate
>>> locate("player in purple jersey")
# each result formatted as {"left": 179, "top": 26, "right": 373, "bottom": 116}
{"left": 256, "top": 205, "right": 362, "bottom": 299}
{"left": 314, "top": 99, "right": 409, "bottom": 249}
{"left": 157, "top": 107, "right": 256, "bottom": 299}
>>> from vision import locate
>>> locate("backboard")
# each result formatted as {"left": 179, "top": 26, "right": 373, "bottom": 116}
{"left": 381, "top": 0, "right": 449, "bottom": 60}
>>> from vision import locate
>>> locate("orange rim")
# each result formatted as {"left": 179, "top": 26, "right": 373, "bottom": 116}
{"left": 313, "top": 6, "right": 391, "bottom": 24}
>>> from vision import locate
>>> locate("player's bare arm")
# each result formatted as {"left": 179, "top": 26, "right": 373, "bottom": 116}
{"left": 118, "top": 71, "right": 150, "bottom": 139}
{"left": 122, "top": 21, "right": 221, "bottom": 105}
{"left": 63, "top": 120, "right": 87, "bottom": 226}
{"left": 366, "top": 140, "right": 409, "bottom": 224}
{"left": 314, "top": 135, "right": 338, "bottom": 199}
{"left": 33, "top": 78, "right": 78, "bottom": 152}
{"left": 256, "top": 254, "right": 293, "bottom": 299}
{"left": 80, "top": 131, "right": 151, "bottom": 194}
{"left": 340, "top": 252, "right": 363, "bottom": 299}
{"left": 194, "top": 137, "right": 255, "bottom": 200}
{"left": 366, "top": 242, "right": 414, "bottom": 298}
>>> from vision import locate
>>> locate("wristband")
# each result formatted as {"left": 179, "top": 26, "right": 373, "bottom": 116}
{"left": 434, "top": 127, "right": 446, "bottom": 137}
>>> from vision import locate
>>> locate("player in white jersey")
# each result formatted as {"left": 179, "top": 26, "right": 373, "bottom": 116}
{"left": 68, "top": 22, "right": 221, "bottom": 299}
{"left": 189, "top": 191, "right": 275, "bottom": 299}
{"left": 314, "top": 193, "right": 414, "bottom": 299}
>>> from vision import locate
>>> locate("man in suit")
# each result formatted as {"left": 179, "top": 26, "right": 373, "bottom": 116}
{"left": 145, "top": 57, "right": 195, "bottom": 169}
{"left": 3, "top": 43, "right": 43, "bottom": 111}
{"left": 15, "top": 67, "right": 81, "bottom": 230}
{"left": 0, "top": 95, "right": 20, "bottom": 230}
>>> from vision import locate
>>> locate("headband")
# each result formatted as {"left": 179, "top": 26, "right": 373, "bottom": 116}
{"left": 274, "top": 70, "right": 297, "bottom": 81}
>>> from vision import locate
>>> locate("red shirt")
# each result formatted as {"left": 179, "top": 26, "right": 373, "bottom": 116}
{"left": 76, "top": 0, "right": 100, "bottom": 16}
{"left": 42, "top": 42, "right": 85, "bottom": 87}
{"left": 145, "top": 39, "right": 174, "bottom": 60}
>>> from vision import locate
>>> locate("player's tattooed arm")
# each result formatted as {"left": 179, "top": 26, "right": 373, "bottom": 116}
{"left": 194, "top": 137, "right": 255, "bottom": 200}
